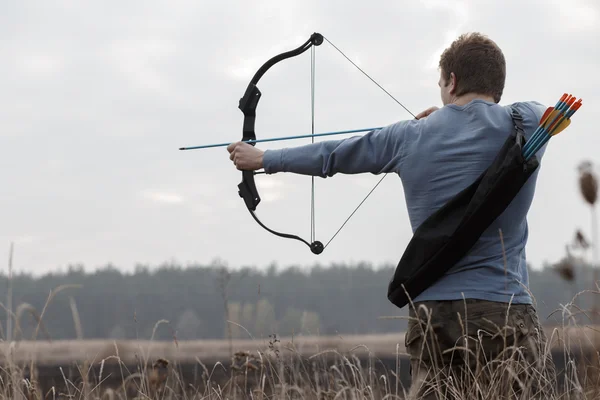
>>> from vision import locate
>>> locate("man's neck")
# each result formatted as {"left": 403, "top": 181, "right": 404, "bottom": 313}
{"left": 452, "top": 93, "right": 496, "bottom": 106}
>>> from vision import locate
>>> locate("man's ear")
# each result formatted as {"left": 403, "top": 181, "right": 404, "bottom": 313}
{"left": 449, "top": 72, "right": 457, "bottom": 95}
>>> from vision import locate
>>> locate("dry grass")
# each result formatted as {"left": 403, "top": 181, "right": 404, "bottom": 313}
{"left": 1, "top": 287, "right": 600, "bottom": 399}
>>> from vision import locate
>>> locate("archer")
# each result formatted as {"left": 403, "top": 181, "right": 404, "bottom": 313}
{"left": 228, "top": 32, "right": 557, "bottom": 399}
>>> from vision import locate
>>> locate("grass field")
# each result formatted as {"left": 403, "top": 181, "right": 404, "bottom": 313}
{"left": 1, "top": 317, "right": 600, "bottom": 399}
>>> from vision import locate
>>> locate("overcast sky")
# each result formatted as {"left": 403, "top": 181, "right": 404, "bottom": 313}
{"left": 1, "top": 0, "right": 598, "bottom": 276}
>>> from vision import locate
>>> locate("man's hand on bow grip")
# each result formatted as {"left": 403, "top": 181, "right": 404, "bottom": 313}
{"left": 227, "top": 141, "right": 264, "bottom": 171}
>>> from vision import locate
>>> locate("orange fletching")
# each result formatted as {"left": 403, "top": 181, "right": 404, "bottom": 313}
{"left": 540, "top": 107, "right": 554, "bottom": 124}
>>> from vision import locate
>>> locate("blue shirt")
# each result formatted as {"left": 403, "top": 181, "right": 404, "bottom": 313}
{"left": 263, "top": 99, "right": 547, "bottom": 305}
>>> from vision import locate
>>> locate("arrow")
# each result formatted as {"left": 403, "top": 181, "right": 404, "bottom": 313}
{"left": 178, "top": 93, "right": 582, "bottom": 157}
{"left": 523, "top": 94, "right": 573, "bottom": 158}
{"left": 523, "top": 93, "right": 570, "bottom": 155}
{"left": 527, "top": 96, "right": 579, "bottom": 158}
{"left": 523, "top": 95, "right": 582, "bottom": 160}
{"left": 178, "top": 127, "right": 383, "bottom": 150}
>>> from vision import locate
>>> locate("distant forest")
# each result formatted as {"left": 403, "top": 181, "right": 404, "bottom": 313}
{"left": 0, "top": 259, "right": 595, "bottom": 341}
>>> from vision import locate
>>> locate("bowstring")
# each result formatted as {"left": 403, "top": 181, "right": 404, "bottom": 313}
{"left": 310, "top": 45, "right": 316, "bottom": 244}
{"left": 319, "top": 36, "right": 416, "bottom": 250}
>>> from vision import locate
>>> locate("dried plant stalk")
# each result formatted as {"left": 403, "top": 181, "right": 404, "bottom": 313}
{"left": 579, "top": 161, "right": 598, "bottom": 206}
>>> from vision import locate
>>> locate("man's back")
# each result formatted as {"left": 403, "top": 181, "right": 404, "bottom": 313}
{"left": 400, "top": 99, "right": 547, "bottom": 304}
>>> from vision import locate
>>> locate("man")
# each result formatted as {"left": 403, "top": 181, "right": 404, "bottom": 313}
{"left": 227, "top": 33, "right": 556, "bottom": 398}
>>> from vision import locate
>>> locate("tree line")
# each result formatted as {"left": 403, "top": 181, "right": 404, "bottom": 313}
{"left": 0, "top": 259, "right": 594, "bottom": 341}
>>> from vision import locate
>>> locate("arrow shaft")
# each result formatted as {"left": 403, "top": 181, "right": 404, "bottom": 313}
{"left": 524, "top": 114, "right": 565, "bottom": 160}
{"left": 179, "top": 127, "right": 383, "bottom": 150}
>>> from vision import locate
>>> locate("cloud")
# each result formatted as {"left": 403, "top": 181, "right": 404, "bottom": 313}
{"left": 260, "top": 191, "right": 285, "bottom": 203}
{"left": 548, "top": 0, "right": 598, "bottom": 32}
{"left": 108, "top": 38, "right": 177, "bottom": 94}
{"left": 14, "top": 235, "right": 37, "bottom": 245}
{"left": 18, "top": 53, "right": 64, "bottom": 78}
{"left": 141, "top": 191, "right": 185, "bottom": 205}
{"left": 256, "top": 176, "right": 288, "bottom": 203}
{"left": 426, "top": 30, "right": 462, "bottom": 70}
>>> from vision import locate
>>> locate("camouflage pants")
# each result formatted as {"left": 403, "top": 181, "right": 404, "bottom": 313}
{"left": 404, "top": 299, "right": 557, "bottom": 399}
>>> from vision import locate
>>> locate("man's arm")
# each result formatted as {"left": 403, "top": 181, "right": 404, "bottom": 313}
{"left": 227, "top": 120, "right": 413, "bottom": 177}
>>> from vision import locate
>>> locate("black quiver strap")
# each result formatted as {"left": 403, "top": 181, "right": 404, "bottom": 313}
{"left": 387, "top": 106, "right": 540, "bottom": 309}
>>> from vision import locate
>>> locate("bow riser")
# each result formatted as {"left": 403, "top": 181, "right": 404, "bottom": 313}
{"left": 238, "top": 83, "right": 262, "bottom": 211}
{"left": 238, "top": 83, "right": 261, "bottom": 143}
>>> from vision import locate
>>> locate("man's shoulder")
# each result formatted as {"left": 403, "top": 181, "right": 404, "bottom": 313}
{"left": 507, "top": 100, "right": 547, "bottom": 122}
{"left": 409, "top": 100, "right": 547, "bottom": 132}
